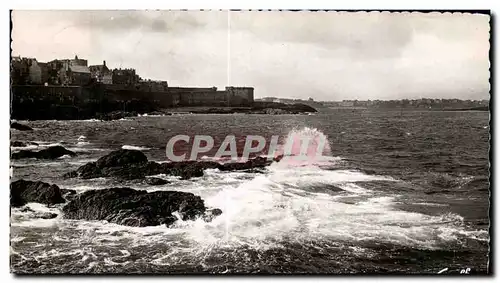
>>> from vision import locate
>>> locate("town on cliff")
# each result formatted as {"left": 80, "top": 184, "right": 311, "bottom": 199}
{"left": 10, "top": 55, "right": 319, "bottom": 120}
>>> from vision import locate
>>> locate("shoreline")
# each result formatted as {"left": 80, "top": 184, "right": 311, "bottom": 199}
{"left": 10, "top": 103, "right": 319, "bottom": 121}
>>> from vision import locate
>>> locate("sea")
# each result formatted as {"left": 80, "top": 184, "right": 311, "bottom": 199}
{"left": 10, "top": 109, "right": 490, "bottom": 274}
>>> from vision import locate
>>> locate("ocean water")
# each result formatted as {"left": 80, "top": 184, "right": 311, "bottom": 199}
{"left": 10, "top": 110, "right": 490, "bottom": 274}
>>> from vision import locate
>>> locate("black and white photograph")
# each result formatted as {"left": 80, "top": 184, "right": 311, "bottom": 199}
{"left": 8, "top": 8, "right": 492, "bottom": 275}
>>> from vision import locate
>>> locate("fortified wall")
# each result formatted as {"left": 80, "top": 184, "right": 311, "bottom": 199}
{"left": 10, "top": 84, "right": 255, "bottom": 119}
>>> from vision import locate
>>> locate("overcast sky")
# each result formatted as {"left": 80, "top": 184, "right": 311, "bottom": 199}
{"left": 11, "top": 10, "right": 490, "bottom": 100}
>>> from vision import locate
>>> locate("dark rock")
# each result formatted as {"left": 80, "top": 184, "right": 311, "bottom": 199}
{"left": 10, "top": 180, "right": 66, "bottom": 207}
{"left": 96, "top": 149, "right": 148, "bottom": 169}
{"left": 10, "top": 141, "right": 38, "bottom": 147}
{"left": 202, "top": 208, "right": 223, "bottom": 222}
{"left": 218, "top": 156, "right": 272, "bottom": 171}
{"left": 38, "top": 212, "right": 58, "bottom": 219}
{"left": 61, "top": 189, "right": 77, "bottom": 201}
{"left": 11, "top": 146, "right": 76, "bottom": 160}
{"left": 62, "top": 171, "right": 78, "bottom": 179}
{"left": 11, "top": 141, "right": 25, "bottom": 147}
{"left": 75, "top": 162, "right": 102, "bottom": 179}
{"left": 168, "top": 162, "right": 206, "bottom": 180}
{"left": 146, "top": 111, "right": 165, "bottom": 116}
{"left": 62, "top": 187, "right": 213, "bottom": 227}
{"left": 100, "top": 164, "right": 146, "bottom": 180}
{"left": 11, "top": 122, "right": 33, "bottom": 131}
{"left": 251, "top": 102, "right": 318, "bottom": 114}
{"left": 98, "top": 111, "right": 137, "bottom": 121}
{"left": 65, "top": 149, "right": 280, "bottom": 181}
{"left": 19, "top": 206, "right": 35, "bottom": 213}
{"left": 17, "top": 206, "right": 58, "bottom": 219}
{"left": 263, "top": 108, "right": 288, "bottom": 115}
{"left": 145, "top": 177, "right": 169, "bottom": 186}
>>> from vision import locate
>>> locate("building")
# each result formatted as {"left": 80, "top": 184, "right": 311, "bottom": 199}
{"left": 64, "top": 65, "right": 91, "bottom": 86}
{"left": 11, "top": 55, "right": 256, "bottom": 107}
{"left": 37, "top": 62, "right": 49, "bottom": 85}
{"left": 47, "top": 55, "right": 92, "bottom": 86}
{"left": 137, "top": 80, "right": 169, "bottom": 92}
{"left": 225, "top": 86, "right": 254, "bottom": 106}
{"left": 112, "top": 68, "right": 140, "bottom": 85}
{"left": 11, "top": 57, "right": 44, "bottom": 85}
{"left": 89, "top": 61, "right": 112, "bottom": 84}
{"left": 27, "top": 59, "right": 42, "bottom": 84}
{"left": 339, "top": 100, "right": 354, "bottom": 107}
{"left": 46, "top": 60, "right": 65, "bottom": 85}
{"left": 11, "top": 56, "right": 29, "bottom": 85}
{"left": 70, "top": 55, "right": 88, "bottom": 67}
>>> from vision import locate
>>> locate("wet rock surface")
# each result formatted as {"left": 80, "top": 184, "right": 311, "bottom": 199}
{"left": 18, "top": 207, "right": 58, "bottom": 219}
{"left": 11, "top": 141, "right": 39, "bottom": 147}
{"left": 62, "top": 187, "right": 216, "bottom": 227}
{"left": 145, "top": 177, "right": 170, "bottom": 186}
{"left": 10, "top": 180, "right": 67, "bottom": 207}
{"left": 64, "top": 149, "right": 278, "bottom": 180}
{"left": 11, "top": 146, "right": 76, "bottom": 160}
{"left": 97, "top": 111, "right": 138, "bottom": 121}
{"left": 11, "top": 122, "right": 33, "bottom": 131}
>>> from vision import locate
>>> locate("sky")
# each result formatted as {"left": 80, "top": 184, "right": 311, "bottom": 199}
{"left": 11, "top": 10, "right": 490, "bottom": 100}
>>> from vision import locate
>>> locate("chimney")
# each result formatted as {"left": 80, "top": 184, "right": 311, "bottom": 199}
{"left": 103, "top": 60, "right": 106, "bottom": 67}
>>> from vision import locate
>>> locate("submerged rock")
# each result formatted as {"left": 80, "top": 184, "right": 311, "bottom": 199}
{"left": 202, "top": 208, "right": 223, "bottom": 222}
{"left": 11, "top": 146, "right": 76, "bottom": 160}
{"left": 61, "top": 188, "right": 78, "bottom": 202}
{"left": 38, "top": 212, "right": 58, "bottom": 219}
{"left": 11, "top": 122, "right": 33, "bottom": 131}
{"left": 64, "top": 149, "right": 279, "bottom": 180}
{"left": 10, "top": 180, "right": 66, "bottom": 207}
{"left": 98, "top": 111, "right": 138, "bottom": 121}
{"left": 62, "top": 187, "right": 217, "bottom": 227}
{"left": 146, "top": 111, "right": 167, "bottom": 116}
{"left": 11, "top": 141, "right": 39, "bottom": 147}
{"left": 18, "top": 207, "right": 58, "bottom": 219}
{"left": 145, "top": 177, "right": 170, "bottom": 186}
{"left": 11, "top": 141, "right": 26, "bottom": 147}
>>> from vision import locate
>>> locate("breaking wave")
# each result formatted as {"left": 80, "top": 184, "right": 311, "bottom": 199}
{"left": 11, "top": 146, "right": 488, "bottom": 271}
{"left": 122, "top": 145, "right": 151, "bottom": 151}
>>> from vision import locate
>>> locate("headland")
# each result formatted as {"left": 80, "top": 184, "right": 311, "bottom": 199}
{"left": 10, "top": 55, "right": 317, "bottom": 120}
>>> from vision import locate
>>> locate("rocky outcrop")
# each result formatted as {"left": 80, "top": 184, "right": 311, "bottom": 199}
{"left": 11, "top": 141, "right": 39, "bottom": 147}
{"left": 96, "top": 149, "right": 148, "bottom": 168}
{"left": 11, "top": 122, "right": 33, "bottom": 131}
{"left": 11, "top": 146, "right": 76, "bottom": 160}
{"left": 61, "top": 188, "right": 78, "bottom": 202}
{"left": 64, "top": 149, "right": 278, "bottom": 180}
{"left": 262, "top": 108, "right": 289, "bottom": 115}
{"left": 251, "top": 102, "right": 318, "bottom": 114}
{"left": 97, "top": 111, "right": 138, "bottom": 121}
{"left": 10, "top": 180, "right": 66, "bottom": 207}
{"left": 145, "top": 111, "right": 171, "bottom": 116}
{"left": 62, "top": 187, "right": 216, "bottom": 227}
{"left": 19, "top": 207, "right": 58, "bottom": 219}
{"left": 202, "top": 208, "right": 223, "bottom": 222}
{"left": 189, "top": 103, "right": 318, "bottom": 115}
{"left": 145, "top": 177, "right": 170, "bottom": 186}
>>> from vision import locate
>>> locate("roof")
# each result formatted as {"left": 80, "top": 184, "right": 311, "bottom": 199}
{"left": 69, "top": 65, "right": 90, "bottom": 73}
{"left": 89, "top": 65, "right": 110, "bottom": 73}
